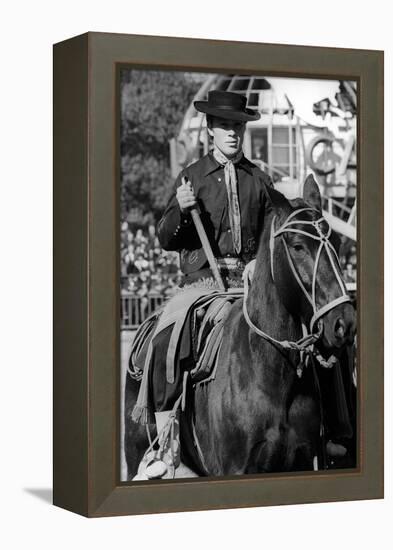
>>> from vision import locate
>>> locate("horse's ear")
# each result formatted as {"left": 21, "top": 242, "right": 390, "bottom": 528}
{"left": 303, "top": 173, "right": 322, "bottom": 212}
{"left": 264, "top": 183, "right": 291, "bottom": 215}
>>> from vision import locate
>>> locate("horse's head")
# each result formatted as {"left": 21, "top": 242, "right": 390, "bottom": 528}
{"left": 264, "top": 174, "right": 356, "bottom": 352}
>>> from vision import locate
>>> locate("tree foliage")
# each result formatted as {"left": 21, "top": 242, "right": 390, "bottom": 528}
{"left": 120, "top": 70, "right": 199, "bottom": 222}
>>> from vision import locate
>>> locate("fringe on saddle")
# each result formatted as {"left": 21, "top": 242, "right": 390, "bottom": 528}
{"left": 128, "top": 281, "right": 244, "bottom": 425}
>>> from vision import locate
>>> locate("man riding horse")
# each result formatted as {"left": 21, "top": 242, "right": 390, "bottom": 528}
{"left": 127, "top": 91, "right": 354, "bottom": 479}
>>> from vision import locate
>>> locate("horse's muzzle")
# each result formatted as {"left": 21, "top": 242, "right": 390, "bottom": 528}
{"left": 320, "top": 302, "right": 356, "bottom": 350}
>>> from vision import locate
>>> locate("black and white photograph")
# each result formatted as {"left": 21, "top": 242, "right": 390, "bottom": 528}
{"left": 120, "top": 70, "right": 357, "bottom": 482}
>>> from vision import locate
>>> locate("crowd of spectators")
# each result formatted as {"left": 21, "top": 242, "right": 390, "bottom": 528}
{"left": 340, "top": 243, "right": 357, "bottom": 285}
{"left": 120, "top": 223, "right": 357, "bottom": 298}
{"left": 120, "top": 223, "right": 182, "bottom": 300}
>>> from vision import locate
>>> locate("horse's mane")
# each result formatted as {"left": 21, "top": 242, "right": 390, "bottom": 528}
{"left": 288, "top": 197, "right": 307, "bottom": 209}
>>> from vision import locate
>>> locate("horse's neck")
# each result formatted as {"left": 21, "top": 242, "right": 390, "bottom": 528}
{"left": 247, "top": 219, "right": 300, "bottom": 343}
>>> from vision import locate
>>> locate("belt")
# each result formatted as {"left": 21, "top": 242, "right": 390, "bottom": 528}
{"left": 217, "top": 257, "right": 245, "bottom": 271}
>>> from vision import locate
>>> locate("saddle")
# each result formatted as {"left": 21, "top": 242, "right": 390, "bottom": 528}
{"left": 129, "top": 287, "right": 244, "bottom": 424}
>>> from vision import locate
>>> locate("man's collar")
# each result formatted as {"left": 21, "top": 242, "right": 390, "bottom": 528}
{"left": 237, "top": 155, "right": 254, "bottom": 174}
{"left": 203, "top": 152, "right": 253, "bottom": 176}
{"left": 203, "top": 153, "right": 221, "bottom": 176}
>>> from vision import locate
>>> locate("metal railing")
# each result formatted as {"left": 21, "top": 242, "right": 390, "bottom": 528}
{"left": 322, "top": 195, "right": 353, "bottom": 221}
{"left": 121, "top": 292, "right": 165, "bottom": 330}
{"left": 121, "top": 284, "right": 356, "bottom": 330}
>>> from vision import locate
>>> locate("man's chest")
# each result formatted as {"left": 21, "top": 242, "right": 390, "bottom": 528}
{"left": 191, "top": 169, "right": 258, "bottom": 215}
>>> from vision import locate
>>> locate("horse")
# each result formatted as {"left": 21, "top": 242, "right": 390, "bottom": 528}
{"left": 124, "top": 174, "right": 356, "bottom": 478}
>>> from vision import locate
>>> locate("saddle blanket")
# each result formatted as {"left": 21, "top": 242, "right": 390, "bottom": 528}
{"left": 129, "top": 287, "right": 244, "bottom": 424}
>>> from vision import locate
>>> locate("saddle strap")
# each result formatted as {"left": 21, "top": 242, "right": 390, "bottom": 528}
{"left": 131, "top": 338, "right": 156, "bottom": 424}
{"left": 166, "top": 294, "right": 226, "bottom": 384}
{"left": 192, "top": 299, "right": 234, "bottom": 384}
{"left": 129, "top": 313, "right": 159, "bottom": 375}
{"left": 192, "top": 323, "right": 224, "bottom": 383}
{"left": 166, "top": 319, "right": 184, "bottom": 384}
{"left": 197, "top": 297, "right": 230, "bottom": 351}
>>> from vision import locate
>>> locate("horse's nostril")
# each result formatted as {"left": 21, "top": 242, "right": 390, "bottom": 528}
{"left": 334, "top": 318, "right": 345, "bottom": 339}
{"left": 337, "top": 326, "right": 344, "bottom": 338}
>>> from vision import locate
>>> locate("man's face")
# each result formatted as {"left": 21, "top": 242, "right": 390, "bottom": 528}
{"left": 207, "top": 116, "right": 246, "bottom": 158}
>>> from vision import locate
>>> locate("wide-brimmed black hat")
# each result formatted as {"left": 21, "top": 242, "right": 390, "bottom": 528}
{"left": 194, "top": 90, "right": 260, "bottom": 122}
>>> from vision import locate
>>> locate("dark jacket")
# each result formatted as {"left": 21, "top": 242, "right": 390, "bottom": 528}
{"left": 157, "top": 153, "right": 273, "bottom": 274}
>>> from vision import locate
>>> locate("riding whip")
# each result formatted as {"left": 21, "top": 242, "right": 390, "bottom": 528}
{"left": 182, "top": 176, "right": 226, "bottom": 291}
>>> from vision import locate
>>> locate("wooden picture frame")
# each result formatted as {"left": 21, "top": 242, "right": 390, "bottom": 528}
{"left": 53, "top": 32, "right": 383, "bottom": 517}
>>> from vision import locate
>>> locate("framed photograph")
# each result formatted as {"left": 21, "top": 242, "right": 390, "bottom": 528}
{"left": 53, "top": 32, "right": 383, "bottom": 517}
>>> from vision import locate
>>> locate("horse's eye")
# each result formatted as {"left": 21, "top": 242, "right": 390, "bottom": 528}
{"left": 293, "top": 244, "right": 304, "bottom": 252}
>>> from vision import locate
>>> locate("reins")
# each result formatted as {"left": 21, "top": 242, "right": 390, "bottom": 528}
{"left": 272, "top": 208, "right": 350, "bottom": 332}
{"left": 243, "top": 207, "right": 351, "bottom": 370}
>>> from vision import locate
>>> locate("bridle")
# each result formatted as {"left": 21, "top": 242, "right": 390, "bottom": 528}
{"left": 271, "top": 207, "right": 350, "bottom": 333}
{"left": 243, "top": 207, "right": 351, "bottom": 359}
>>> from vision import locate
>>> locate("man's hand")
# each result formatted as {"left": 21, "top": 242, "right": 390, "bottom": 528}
{"left": 176, "top": 176, "right": 197, "bottom": 212}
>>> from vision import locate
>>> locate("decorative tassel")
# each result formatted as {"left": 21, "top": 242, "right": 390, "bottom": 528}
{"left": 131, "top": 340, "right": 154, "bottom": 425}
{"left": 131, "top": 405, "right": 153, "bottom": 425}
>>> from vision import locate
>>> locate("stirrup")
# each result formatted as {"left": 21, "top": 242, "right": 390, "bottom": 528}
{"left": 132, "top": 409, "right": 181, "bottom": 480}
